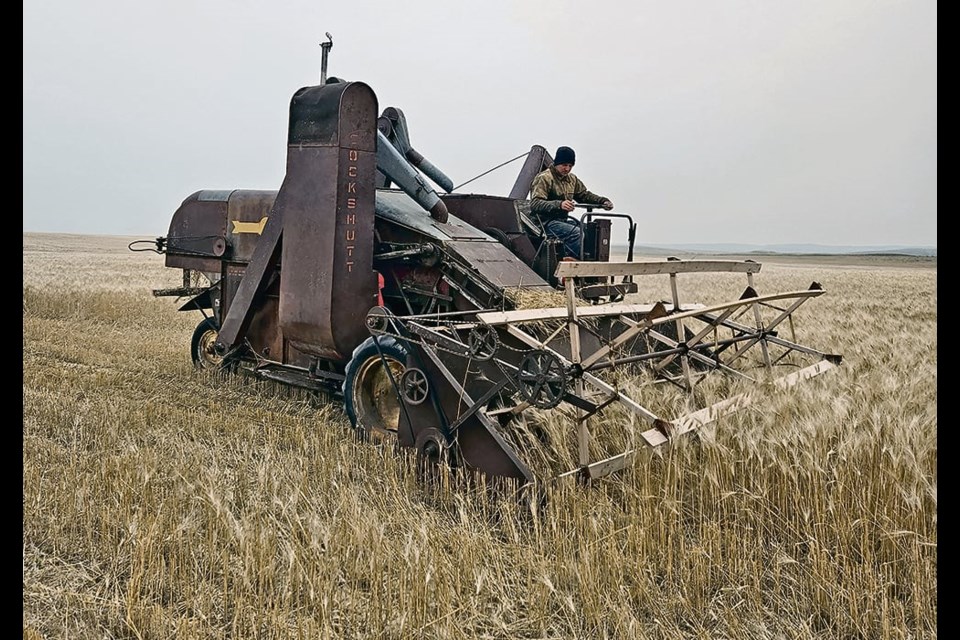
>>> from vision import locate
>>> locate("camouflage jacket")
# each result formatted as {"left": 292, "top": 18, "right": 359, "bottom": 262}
{"left": 529, "top": 166, "right": 607, "bottom": 221}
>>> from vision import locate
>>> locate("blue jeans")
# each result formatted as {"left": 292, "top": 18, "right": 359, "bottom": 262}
{"left": 543, "top": 218, "right": 582, "bottom": 259}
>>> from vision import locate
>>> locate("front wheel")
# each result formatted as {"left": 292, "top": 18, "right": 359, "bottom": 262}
{"left": 191, "top": 317, "right": 225, "bottom": 371}
{"left": 342, "top": 336, "right": 409, "bottom": 443}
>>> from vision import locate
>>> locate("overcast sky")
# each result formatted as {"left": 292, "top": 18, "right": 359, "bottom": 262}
{"left": 23, "top": 0, "right": 936, "bottom": 247}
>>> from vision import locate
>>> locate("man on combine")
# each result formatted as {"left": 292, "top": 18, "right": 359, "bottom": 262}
{"left": 530, "top": 146, "right": 614, "bottom": 259}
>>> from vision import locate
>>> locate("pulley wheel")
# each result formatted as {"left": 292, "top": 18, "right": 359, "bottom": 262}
{"left": 414, "top": 427, "right": 450, "bottom": 485}
{"left": 467, "top": 324, "right": 499, "bottom": 361}
{"left": 516, "top": 350, "right": 567, "bottom": 409}
{"left": 400, "top": 367, "right": 430, "bottom": 405}
{"left": 365, "top": 306, "right": 392, "bottom": 335}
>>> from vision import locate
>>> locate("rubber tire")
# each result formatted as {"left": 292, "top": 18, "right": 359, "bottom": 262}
{"left": 342, "top": 336, "right": 409, "bottom": 443}
{"left": 191, "top": 317, "right": 225, "bottom": 371}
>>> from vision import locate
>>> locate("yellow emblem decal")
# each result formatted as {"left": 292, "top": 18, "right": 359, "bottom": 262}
{"left": 232, "top": 217, "right": 268, "bottom": 235}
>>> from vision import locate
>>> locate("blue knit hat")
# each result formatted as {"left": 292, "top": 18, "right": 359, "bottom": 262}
{"left": 554, "top": 146, "right": 576, "bottom": 166}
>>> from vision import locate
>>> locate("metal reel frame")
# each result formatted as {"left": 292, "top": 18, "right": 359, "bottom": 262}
{"left": 360, "top": 259, "right": 842, "bottom": 484}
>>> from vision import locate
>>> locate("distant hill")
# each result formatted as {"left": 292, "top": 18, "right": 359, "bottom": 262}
{"left": 621, "top": 243, "right": 936, "bottom": 258}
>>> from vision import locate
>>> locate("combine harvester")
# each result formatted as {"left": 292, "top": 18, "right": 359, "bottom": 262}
{"left": 135, "top": 37, "right": 842, "bottom": 489}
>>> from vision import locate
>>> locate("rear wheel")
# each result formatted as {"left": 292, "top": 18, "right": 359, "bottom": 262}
{"left": 191, "top": 318, "right": 225, "bottom": 371}
{"left": 343, "top": 336, "right": 408, "bottom": 443}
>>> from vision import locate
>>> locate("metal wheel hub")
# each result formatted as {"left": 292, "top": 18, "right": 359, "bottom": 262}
{"left": 197, "top": 329, "right": 224, "bottom": 369}
{"left": 415, "top": 427, "right": 448, "bottom": 475}
{"left": 353, "top": 354, "right": 404, "bottom": 440}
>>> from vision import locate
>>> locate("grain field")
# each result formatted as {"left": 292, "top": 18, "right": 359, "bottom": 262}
{"left": 23, "top": 233, "right": 937, "bottom": 639}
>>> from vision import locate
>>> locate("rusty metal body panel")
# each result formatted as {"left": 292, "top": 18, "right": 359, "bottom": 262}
{"left": 164, "top": 191, "right": 229, "bottom": 274}
{"left": 164, "top": 189, "right": 278, "bottom": 270}
{"left": 215, "top": 195, "right": 284, "bottom": 352}
{"left": 445, "top": 241, "right": 550, "bottom": 291}
{"left": 226, "top": 190, "right": 278, "bottom": 262}
{"left": 278, "top": 82, "right": 379, "bottom": 360}
{"left": 441, "top": 193, "right": 539, "bottom": 265}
